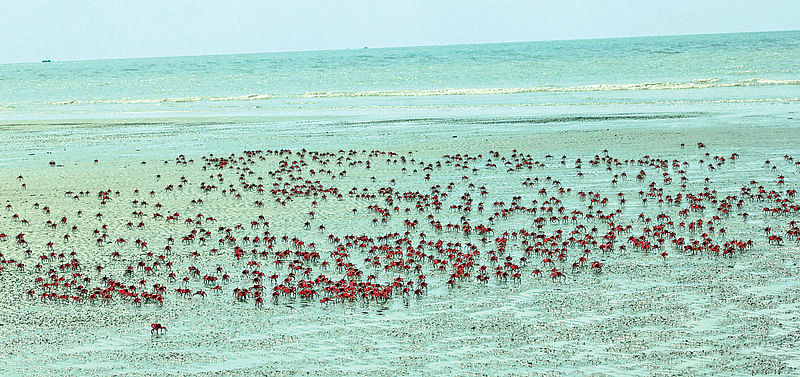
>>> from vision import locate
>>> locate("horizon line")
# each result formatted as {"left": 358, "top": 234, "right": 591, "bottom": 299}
{"left": 8, "top": 28, "right": 799, "bottom": 66}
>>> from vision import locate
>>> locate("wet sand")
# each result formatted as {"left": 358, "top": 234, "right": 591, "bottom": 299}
{"left": 1, "top": 116, "right": 799, "bottom": 376}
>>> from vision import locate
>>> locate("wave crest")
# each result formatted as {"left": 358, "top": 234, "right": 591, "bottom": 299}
{"left": 45, "top": 78, "right": 800, "bottom": 105}
{"left": 302, "top": 78, "right": 800, "bottom": 97}
{"left": 49, "top": 94, "right": 273, "bottom": 105}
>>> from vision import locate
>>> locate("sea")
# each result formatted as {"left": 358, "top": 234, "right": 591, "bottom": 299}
{"left": 1, "top": 30, "right": 798, "bottom": 122}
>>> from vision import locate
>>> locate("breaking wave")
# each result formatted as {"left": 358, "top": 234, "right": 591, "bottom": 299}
{"left": 44, "top": 78, "right": 800, "bottom": 105}
{"left": 49, "top": 94, "right": 272, "bottom": 105}
{"left": 302, "top": 78, "right": 800, "bottom": 97}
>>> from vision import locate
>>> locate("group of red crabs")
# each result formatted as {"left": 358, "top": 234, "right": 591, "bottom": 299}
{"left": 1, "top": 143, "right": 797, "bottom": 335}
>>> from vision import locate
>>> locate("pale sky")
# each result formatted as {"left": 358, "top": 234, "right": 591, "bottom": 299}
{"left": 1, "top": 0, "right": 798, "bottom": 64}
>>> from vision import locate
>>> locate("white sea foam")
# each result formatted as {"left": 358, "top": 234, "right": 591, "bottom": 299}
{"left": 208, "top": 94, "right": 273, "bottom": 101}
{"left": 48, "top": 94, "right": 273, "bottom": 105}
{"left": 43, "top": 78, "right": 799, "bottom": 105}
{"left": 301, "top": 78, "right": 800, "bottom": 97}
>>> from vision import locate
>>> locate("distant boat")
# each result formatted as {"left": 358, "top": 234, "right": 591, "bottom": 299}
{"left": 41, "top": 59, "right": 52, "bottom": 63}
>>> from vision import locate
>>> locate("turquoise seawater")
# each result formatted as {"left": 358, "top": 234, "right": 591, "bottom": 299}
{"left": 1, "top": 30, "right": 798, "bottom": 123}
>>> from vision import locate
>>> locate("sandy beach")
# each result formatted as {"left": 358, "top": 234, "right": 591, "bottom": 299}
{"left": 0, "top": 114, "right": 798, "bottom": 376}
